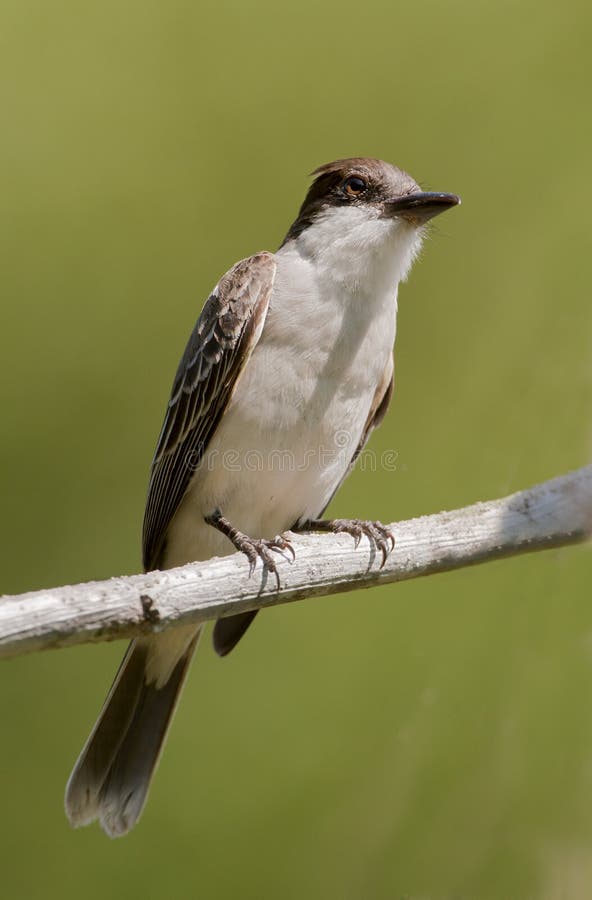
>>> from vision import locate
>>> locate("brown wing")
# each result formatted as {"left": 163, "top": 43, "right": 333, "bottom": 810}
{"left": 142, "top": 252, "right": 276, "bottom": 571}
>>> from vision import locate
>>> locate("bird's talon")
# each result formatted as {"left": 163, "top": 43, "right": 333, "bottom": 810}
{"left": 320, "top": 517, "right": 395, "bottom": 565}
{"left": 243, "top": 537, "right": 288, "bottom": 589}
{"left": 275, "top": 535, "right": 296, "bottom": 561}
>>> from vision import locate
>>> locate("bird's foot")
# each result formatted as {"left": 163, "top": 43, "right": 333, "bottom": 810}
{"left": 204, "top": 509, "right": 294, "bottom": 588}
{"left": 298, "top": 518, "right": 395, "bottom": 568}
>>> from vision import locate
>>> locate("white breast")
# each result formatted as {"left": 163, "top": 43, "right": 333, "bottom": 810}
{"left": 163, "top": 212, "right": 422, "bottom": 568}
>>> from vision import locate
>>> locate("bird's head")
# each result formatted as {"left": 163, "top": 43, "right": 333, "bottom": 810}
{"left": 282, "top": 157, "right": 460, "bottom": 287}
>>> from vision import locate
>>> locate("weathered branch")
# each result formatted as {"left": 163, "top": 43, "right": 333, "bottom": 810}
{"left": 1, "top": 465, "right": 590, "bottom": 660}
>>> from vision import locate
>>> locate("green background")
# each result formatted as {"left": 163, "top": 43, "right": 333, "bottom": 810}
{"left": 1, "top": 0, "right": 591, "bottom": 897}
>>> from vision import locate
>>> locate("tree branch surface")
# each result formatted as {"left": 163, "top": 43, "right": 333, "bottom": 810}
{"left": 1, "top": 466, "right": 590, "bottom": 660}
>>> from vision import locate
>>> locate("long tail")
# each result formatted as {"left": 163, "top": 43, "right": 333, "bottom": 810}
{"left": 65, "top": 624, "right": 201, "bottom": 838}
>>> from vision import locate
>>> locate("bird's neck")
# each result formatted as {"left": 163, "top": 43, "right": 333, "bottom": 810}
{"left": 281, "top": 206, "right": 424, "bottom": 297}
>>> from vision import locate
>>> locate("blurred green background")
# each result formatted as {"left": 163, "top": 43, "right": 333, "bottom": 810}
{"left": 1, "top": 0, "right": 591, "bottom": 897}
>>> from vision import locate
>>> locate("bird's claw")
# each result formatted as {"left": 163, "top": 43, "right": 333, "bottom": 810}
{"left": 205, "top": 510, "right": 295, "bottom": 589}
{"left": 328, "top": 518, "right": 395, "bottom": 568}
{"left": 237, "top": 534, "right": 294, "bottom": 588}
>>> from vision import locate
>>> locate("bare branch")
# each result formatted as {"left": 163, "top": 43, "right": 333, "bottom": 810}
{"left": 1, "top": 466, "right": 590, "bottom": 660}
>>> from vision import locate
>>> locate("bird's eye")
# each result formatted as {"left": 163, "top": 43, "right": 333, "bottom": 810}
{"left": 342, "top": 176, "right": 367, "bottom": 198}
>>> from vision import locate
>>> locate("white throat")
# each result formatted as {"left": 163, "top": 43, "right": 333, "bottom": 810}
{"left": 288, "top": 205, "right": 425, "bottom": 295}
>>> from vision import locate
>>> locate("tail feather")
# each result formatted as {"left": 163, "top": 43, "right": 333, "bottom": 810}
{"left": 212, "top": 610, "right": 258, "bottom": 656}
{"left": 65, "top": 628, "right": 200, "bottom": 838}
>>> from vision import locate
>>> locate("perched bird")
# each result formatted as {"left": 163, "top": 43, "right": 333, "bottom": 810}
{"left": 65, "top": 157, "right": 459, "bottom": 837}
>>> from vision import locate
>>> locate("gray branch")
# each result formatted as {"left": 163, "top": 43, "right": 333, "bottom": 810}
{"left": 1, "top": 465, "right": 591, "bottom": 660}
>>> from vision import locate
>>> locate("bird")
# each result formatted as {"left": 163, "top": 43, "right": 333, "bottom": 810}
{"left": 65, "top": 157, "right": 460, "bottom": 837}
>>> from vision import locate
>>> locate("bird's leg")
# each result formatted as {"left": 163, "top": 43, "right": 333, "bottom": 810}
{"left": 204, "top": 509, "right": 295, "bottom": 588}
{"left": 295, "top": 518, "right": 395, "bottom": 568}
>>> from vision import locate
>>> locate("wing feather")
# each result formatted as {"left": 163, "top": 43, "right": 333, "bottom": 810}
{"left": 142, "top": 252, "right": 276, "bottom": 570}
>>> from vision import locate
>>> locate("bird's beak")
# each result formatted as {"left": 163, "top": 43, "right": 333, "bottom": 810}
{"left": 384, "top": 191, "right": 461, "bottom": 224}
